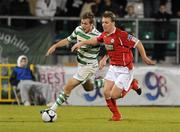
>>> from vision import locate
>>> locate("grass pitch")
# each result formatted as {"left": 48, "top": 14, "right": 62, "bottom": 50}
{"left": 0, "top": 105, "right": 180, "bottom": 132}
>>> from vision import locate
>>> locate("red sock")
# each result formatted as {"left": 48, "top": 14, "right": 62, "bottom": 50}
{"left": 106, "top": 99, "right": 121, "bottom": 121}
{"left": 111, "top": 98, "right": 116, "bottom": 106}
{"left": 121, "top": 79, "right": 139, "bottom": 98}
{"left": 121, "top": 88, "right": 131, "bottom": 98}
{"left": 130, "top": 79, "right": 139, "bottom": 90}
{"left": 105, "top": 99, "right": 120, "bottom": 115}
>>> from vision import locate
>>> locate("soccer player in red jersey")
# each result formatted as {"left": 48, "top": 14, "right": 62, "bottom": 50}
{"left": 72, "top": 11, "right": 156, "bottom": 121}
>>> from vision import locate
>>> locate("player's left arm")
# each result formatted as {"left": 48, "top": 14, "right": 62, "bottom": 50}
{"left": 71, "top": 37, "right": 98, "bottom": 52}
{"left": 136, "top": 41, "right": 156, "bottom": 65}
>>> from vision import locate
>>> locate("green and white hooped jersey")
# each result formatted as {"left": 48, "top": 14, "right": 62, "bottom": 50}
{"left": 67, "top": 26, "right": 101, "bottom": 65}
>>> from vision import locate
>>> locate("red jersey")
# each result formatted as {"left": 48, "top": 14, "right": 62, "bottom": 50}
{"left": 97, "top": 28, "right": 139, "bottom": 69}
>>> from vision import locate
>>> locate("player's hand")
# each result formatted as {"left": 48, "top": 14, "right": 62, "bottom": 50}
{"left": 99, "top": 59, "right": 106, "bottom": 70}
{"left": 46, "top": 45, "right": 56, "bottom": 56}
{"left": 99, "top": 56, "right": 108, "bottom": 70}
{"left": 71, "top": 43, "right": 82, "bottom": 52}
{"left": 142, "top": 56, "right": 156, "bottom": 65}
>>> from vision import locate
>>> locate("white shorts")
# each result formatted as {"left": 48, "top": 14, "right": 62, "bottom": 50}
{"left": 105, "top": 65, "right": 134, "bottom": 91}
{"left": 73, "top": 63, "right": 99, "bottom": 83}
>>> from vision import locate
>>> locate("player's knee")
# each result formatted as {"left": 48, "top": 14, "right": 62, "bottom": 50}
{"left": 110, "top": 92, "right": 122, "bottom": 99}
{"left": 103, "top": 89, "right": 110, "bottom": 98}
{"left": 83, "top": 86, "right": 93, "bottom": 91}
{"left": 82, "top": 82, "right": 94, "bottom": 91}
{"left": 110, "top": 94, "right": 118, "bottom": 99}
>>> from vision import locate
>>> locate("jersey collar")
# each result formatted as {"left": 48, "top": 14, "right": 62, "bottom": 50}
{"left": 107, "top": 27, "right": 116, "bottom": 36}
{"left": 89, "top": 26, "right": 96, "bottom": 33}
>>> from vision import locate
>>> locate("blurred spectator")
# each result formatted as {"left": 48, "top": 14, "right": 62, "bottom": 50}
{"left": 97, "top": 0, "right": 120, "bottom": 16}
{"left": 143, "top": 0, "right": 168, "bottom": 18}
{"left": 27, "top": 0, "right": 37, "bottom": 16}
{"left": 175, "top": 10, "right": 180, "bottom": 18}
{"left": 124, "top": 5, "right": 137, "bottom": 18}
{"left": 66, "top": 0, "right": 84, "bottom": 16}
{"left": 10, "top": 55, "right": 52, "bottom": 106}
{"left": 9, "top": 0, "right": 31, "bottom": 29}
{"left": 171, "top": 0, "right": 180, "bottom": 17}
{"left": 114, "top": 0, "right": 127, "bottom": 17}
{"left": 80, "top": 0, "right": 96, "bottom": 17}
{"left": 133, "top": 0, "right": 144, "bottom": 18}
{"left": 143, "top": 0, "right": 161, "bottom": 18}
{"left": 35, "top": 0, "right": 57, "bottom": 24}
{"left": 54, "top": 0, "right": 67, "bottom": 32}
{"left": 153, "top": 3, "right": 172, "bottom": 63}
{"left": 55, "top": 0, "right": 67, "bottom": 16}
{"left": 91, "top": 0, "right": 102, "bottom": 16}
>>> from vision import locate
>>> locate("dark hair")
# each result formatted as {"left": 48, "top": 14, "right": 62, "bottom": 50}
{"left": 102, "top": 11, "right": 116, "bottom": 22}
{"left": 81, "top": 12, "right": 95, "bottom": 24}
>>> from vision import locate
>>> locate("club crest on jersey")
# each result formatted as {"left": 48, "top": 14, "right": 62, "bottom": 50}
{"left": 127, "top": 34, "right": 133, "bottom": 40}
{"left": 128, "top": 34, "right": 138, "bottom": 42}
{"left": 110, "top": 39, "right": 114, "bottom": 44}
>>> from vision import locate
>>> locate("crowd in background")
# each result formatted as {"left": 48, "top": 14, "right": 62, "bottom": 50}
{"left": 0, "top": 0, "right": 179, "bottom": 19}
{"left": 0, "top": 0, "right": 179, "bottom": 29}
{"left": 0, "top": 0, "right": 179, "bottom": 63}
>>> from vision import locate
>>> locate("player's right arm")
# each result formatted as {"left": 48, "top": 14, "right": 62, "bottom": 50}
{"left": 47, "top": 26, "right": 79, "bottom": 56}
{"left": 99, "top": 55, "right": 109, "bottom": 70}
{"left": 46, "top": 38, "right": 70, "bottom": 56}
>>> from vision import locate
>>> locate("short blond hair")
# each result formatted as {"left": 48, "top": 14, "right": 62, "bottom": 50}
{"left": 102, "top": 11, "right": 116, "bottom": 22}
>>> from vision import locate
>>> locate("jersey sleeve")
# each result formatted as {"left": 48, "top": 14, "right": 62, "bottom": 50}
{"left": 122, "top": 31, "right": 139, "bottom": 48}
{"left": 97, "top": 32, "right": 104, "bottom": 43}
{"left": 67, "top": 27, "right": 78, "bottom": 43}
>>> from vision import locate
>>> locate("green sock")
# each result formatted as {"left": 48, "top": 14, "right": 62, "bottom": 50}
{"left": 56, "top": 91, "right": 69, "bottom": 105}
{"left": 94, "top": 79, "right": 104, "bottom": 88}
{"left": 50, "top": 92, "right": 69, "bottom": 111}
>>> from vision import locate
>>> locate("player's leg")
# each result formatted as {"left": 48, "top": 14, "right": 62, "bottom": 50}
{"left": 82, "top": 79, "right": 94, "bottom": 91}
{"left": 118, "top": 79, "right": 142, "bottom": 98}
{"left": 82, "top": 78, "right": 104, "bottom": 91}
{"left": 131, "top": 79, "right": 142, "bottom": 95}
{"left": 103, "top": 65, "right": 121, "bottom": 121}
{"left": 79, "top": 64, "right": 104, "bottom": 91}
{"left": 104, "top": 79, "right": 122, "bottom": 121}
{"left": 109, "top": 74, "right": 134, "bottom": 121}
{"left": 115, "top": 68, "right": 141, "bottom": 98}
{"left": 94, "top": 76, "right": 104, "bottom": 89}
{"left": 49, "top": 77, "right": 81, "bottom": 111}
{"left": 109, "top": 84, "right": 123, "bottom": 121}
{"left": 110, "top": 85, "right": 123, "bottom": 99}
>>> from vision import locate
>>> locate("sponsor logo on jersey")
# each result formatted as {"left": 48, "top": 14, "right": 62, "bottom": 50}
{"left": 105, "top": 44, "right": 114, "bottom": 51}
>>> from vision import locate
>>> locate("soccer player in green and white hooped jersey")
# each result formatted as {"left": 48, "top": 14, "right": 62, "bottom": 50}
{"left": 43, "top": 12, "right": 105, "bottom": 111}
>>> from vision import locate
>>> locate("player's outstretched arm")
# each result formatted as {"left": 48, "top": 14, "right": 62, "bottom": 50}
{"left": 46, "top": 38, "right": 70, "bottom": 56}
{"left": 71, "top": 37, "right": 98, "bottom": 52}
{"left": 136, "top": 41, "right": 156, "bottom": 65}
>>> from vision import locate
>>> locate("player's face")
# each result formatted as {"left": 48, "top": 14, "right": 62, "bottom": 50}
{"left": 102, "top": 17, "right": 115, "bottom": 33}
{"left": 81, "top": 19, "right": 93, "bottom": 33}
